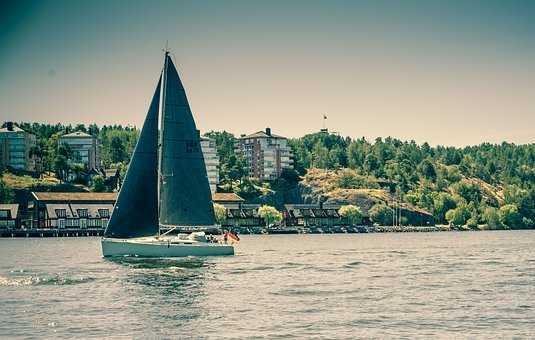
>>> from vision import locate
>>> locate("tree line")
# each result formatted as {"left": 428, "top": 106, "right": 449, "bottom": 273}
{"left": 1, "top": 123, "right": 534, "bottom": 229}
{"left": 208, "top": 130, "right": 535, "bottom": 229}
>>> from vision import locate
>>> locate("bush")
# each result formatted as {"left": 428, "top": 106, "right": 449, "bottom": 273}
{"left": 213, "top": 203, "right": 226, "bottom": 225}
{"left": 369, "top": 204, "right": 393, "bottom": 226}
{"left": 258, "top": 205, "right": 282, "bottom": 227}
{"left": 338, "top": 205, "right": 363, "bottom": 225}
{"left": 499, "top": 204, "right": 522, "bottom": 229}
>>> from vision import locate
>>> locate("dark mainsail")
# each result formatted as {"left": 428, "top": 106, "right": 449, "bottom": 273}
{"left": 104, "top": 78, "right": 161, "bottom": 238}
{"left": 158, "top": 54, "right": 215, "bottom": 226}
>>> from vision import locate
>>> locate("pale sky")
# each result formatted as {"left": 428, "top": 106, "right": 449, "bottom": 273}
{"left": 1, "top": 0, "right": 534, "bottom": 146}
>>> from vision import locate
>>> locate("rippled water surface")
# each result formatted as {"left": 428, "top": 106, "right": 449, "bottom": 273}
{"left": 1, "top": 231, "right": 534, "bottom": 339}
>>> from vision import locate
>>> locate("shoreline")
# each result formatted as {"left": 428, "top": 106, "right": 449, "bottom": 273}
{"left": 0, "top": 225, "right": 526, "bottom": 238}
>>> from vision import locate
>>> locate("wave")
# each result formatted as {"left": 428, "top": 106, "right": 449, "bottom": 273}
{"left": 107, "top": 257, "right": 208, "bottom": 270}
{"left": 0, "top": 274, "right": 95, "bottom": 287}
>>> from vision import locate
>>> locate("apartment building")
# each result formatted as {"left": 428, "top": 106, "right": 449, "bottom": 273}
{"left": 200, "top": 137, "right": 219, "bottom": 193}
{"left": 0, "top": 122, "right": 37, "bottom": 171}
{"left": 59, "top": 131, "right": 100, "bottom": 170}
{"left": 236, "top": 127, "right": 293, "bottom": 181}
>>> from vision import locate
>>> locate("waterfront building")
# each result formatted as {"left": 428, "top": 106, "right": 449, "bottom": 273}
{"left": 212, "top": 192, "right": 245, "bottom": 209}
{"left": 224, "top": 204, "right": 263, "bottom": 228}
{"left": 29, "top": 192, "right": 116, "bottom": 229}
{"left": 0, "top": 204, "right": 20, "bottom": 229}
{"left": 211, "top": 192, "right": 263, "bottom": 227}
{"left": 59, "top": 131, "right": 100, "bottom": 170}
{"left": 236, "top": 127, "right": 293, "bottom": 181}
{"left": 283, "top": 204, "right": 350, "bottom": 227}
{"left": 200, "top": 137, "right": 219, "bottom": 193}
{"left": 0, "top": 122, "right": 37, "bottom": 171}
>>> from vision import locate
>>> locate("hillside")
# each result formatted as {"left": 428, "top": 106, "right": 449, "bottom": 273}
{"left": 299, "top": 168, "right": 433, "bottom": 223}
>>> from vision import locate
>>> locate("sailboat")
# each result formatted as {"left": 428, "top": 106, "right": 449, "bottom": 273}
{"left": 101, "top": 52, "right": 234, "bottom": 257}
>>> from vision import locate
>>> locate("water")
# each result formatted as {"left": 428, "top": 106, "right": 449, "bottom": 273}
{"left": 1, "top": 231, "right": 534, "bottom": 339}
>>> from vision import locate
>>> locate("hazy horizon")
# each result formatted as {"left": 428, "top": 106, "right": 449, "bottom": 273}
{"left": 2, "top": 0, "right": 534, "bottom": 147}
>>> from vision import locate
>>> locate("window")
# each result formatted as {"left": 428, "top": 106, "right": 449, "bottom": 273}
{"left": 58, "top": 219, "right": 66, "bottom": 228}
{"left": 0, "top": 210, "right": 8, "bottom": 218}
{"left": 185, "top": 140, "right": 198, "bottom": 153}
{"left": 98, "top": 209, "right": 109, "bottom": 218}
{"left": 55, "top": 209, "right": 67, "bottom": 218}
{"left": 77, "top": 209, "right": 88, "bottom": 218}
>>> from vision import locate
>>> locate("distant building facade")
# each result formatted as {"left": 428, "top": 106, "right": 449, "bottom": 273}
{"left": 29, "top": 192, "right": 116, "bottom": 229}
{"left": 0, "top": 204, "right": 20, "bottom": 229}
{"left": 212, "top": 192, "right": 245, "bottom": 210}
{"left": 236, "top": 128, "right": 293, "bottom": 181}
{"left": 59, "top": 131, "right": 100, "bottom": 170}
{"left": 284, "top": 204, "right": 348, "bottom": 227}
{"left": 211, "top": 193, "right": 263, "bottom": 227}
{"left": 0, "top": 122, "right": 37, "bottom": 171}
{"left": 200, "top": 137, "right": 219, "bottom": 193}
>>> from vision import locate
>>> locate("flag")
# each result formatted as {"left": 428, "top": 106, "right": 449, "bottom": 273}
{"left": 224, "top": 231, "right": 240, "bottom": 243}
{"left": 323, "top": 114, "right": 327, "bottom": 120}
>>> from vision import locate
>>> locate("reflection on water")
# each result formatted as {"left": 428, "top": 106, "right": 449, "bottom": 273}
{"left": 107, "top": 256, "right": 209, "bottom": 323}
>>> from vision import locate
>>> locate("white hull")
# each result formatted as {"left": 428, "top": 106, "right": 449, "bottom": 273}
{"left": 101, "top": 237, "right": 234, "bottom": 257}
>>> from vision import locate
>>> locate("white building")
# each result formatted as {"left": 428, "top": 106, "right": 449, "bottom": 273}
{"left": 59, "top": 131, "right": 100, "bottom": 170}
{"left": 237, "top": 127, "right": 293, "bottom": 181}
{"left": 200, "top": 137, "right": 219, "bottom": 193}
{"left": 0, "top": 122, "right": 37, "bottom": 171}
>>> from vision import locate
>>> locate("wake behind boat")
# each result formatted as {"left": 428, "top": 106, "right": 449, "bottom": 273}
{"left": 101, "top": 51, "right": 234, "bottom": 257}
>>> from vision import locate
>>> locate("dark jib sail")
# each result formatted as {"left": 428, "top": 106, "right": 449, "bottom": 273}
{"left": 104, "top": 78, "right": 161, "bottom": 238}
{"left": 158, "top": 54, "right": 215, "bottom": 226}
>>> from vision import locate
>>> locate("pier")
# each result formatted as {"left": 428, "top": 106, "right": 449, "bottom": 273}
{"left": 0, "top": 228, "right": 104, "bottom": 238}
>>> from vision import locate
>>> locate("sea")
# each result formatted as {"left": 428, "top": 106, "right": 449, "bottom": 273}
{"left": 0, "top": 231, "right": 534, "bottom": 339}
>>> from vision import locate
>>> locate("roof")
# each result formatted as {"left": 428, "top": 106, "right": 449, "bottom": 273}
{"left": 32, "top": 192, "right": 117, "bottom": 202}
{"left": 239, "top": 131, "right": 286, "bottom": 139}
{"left": 212, "top": 192, "right": 245, "bottom": 202}
{"left": 0, "top": 125, "right": 27, "bottom": 133}
{"left": 70, "top": 203, "right": 114, "bottom": 218}
{"left": 45, "top": 204, "right": 74, "bottom": 219}
{"left": 61, "top": 131, "right": 93, "bottom": 138}
{"left": 284, "top": 204, "right": 342, "bottom": 218}
{"left": 103, "top": 168, "right": 119, "bottom": 177}
{"left": 0, "top": 204, "right": 19, "bottom": 218}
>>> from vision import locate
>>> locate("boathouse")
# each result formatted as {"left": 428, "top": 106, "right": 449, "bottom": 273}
{"left": 29, "top": 192, "right": 116, "bottom": 229}
{"left": 211, "top": 193, "right": 264, "bottom": 227}
{"left": 212, "top": 192, "right": 245, "bottom": 209}
{"left": 284, "top": 204, "right": 350, "bottom": 227}
{"left": 0, "top": 204, "right": 20, "bottom": 229}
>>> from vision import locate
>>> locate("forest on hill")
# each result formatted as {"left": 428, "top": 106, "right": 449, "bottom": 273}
{"left": 206, "top": 130, "right": 535, "bottom": 229}
{"left": 1, "top": 122, "right": 534, "bottom": 228}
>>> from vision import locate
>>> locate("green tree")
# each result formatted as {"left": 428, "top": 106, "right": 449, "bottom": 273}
{"left": 369, "top": 204, "right": 393, "bottom": 226}
{"left": 110, "top": 136, "right": 126, "bottom": 163}
{"left": 54, "top": 144, "right": 72, "bottom": 182}
{"left": 418, "top": 158, "right": 436, "bottom": 180}
{"left": 91, "top": 175, "right": 106, "bottom": 192}
{"left": 0, "top": 177, "right": 14, "bottom": 203}
{"left": 338, "top": 205, "right": 363, "bottom": 226}
{"left": 482, "top": 207, "right": 501, "bottom": 229}
{"left": 499, "top": 204, "right": 522, "bottom": 229}
{"left": 451, "top": 181, "right": 482, "bottom": 204}
{"left": 433, "top": 192, "right": 457, "bottom": 224}
{"left": 258, "top": 205, "right": 282, "bottom": 227}
{"left": 213, "top": 203, "right": 227, "bottom": 225}
{"left": 445, "top": 204, "right": 470, "bottom": 226}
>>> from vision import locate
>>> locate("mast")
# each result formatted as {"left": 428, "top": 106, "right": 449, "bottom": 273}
{"left": 157, "top": 51, "right": 169, "bottom": 236}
